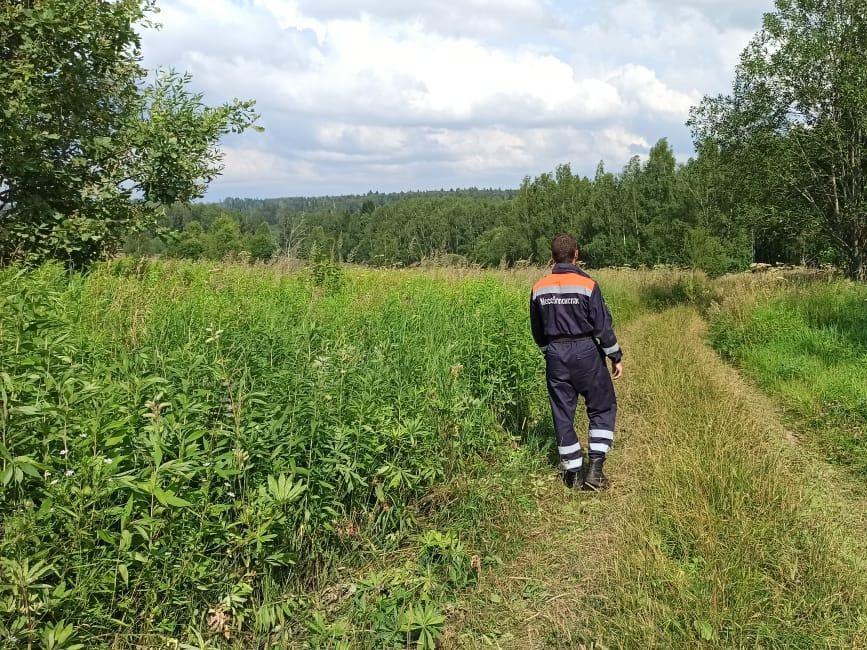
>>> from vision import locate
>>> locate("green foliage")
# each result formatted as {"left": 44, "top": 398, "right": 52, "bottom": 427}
{"left": 689, "top": 0, "right": 867, "bottom": 279}
{"left": 472, "top": 226, "right": 531, "bottom": 267}
{"left": 0, "top": 0, "right": 259, "bottom": 269}
{"left": 127, "top": 211, "right": 278, "bottom": 262}
{"left": 710, "top": 278, "right": 867, "bottom": 478}
{"left": 399, "top": 602, "right": 445, "bottom": 649}
{"left": 639, "top": 271, "right": 717, "bottom": 311}
{"left": 416, "top": 530, "right": 475, "bottom": 589}
{"left": 134, "top": 142, "right": 758, "bottom": 274}
{"left": 684, "top": 228, "right": 733, "bottom": 278}
{"left": 308, "top": 252, "right": 346, "bottom": 292}
{"left": 0, "top": 260, "right": 547, "bottom": 646}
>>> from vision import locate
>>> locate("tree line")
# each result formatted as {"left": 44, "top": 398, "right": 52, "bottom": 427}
{"left": 126, "top": 138, "right": 759, "bottom": 276}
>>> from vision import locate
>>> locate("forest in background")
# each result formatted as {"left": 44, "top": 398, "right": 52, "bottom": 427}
{"left": 123, "top": 0, "right": 867, "bottom": 280}
{"left": 126, "top": 122, "right": 846, "bottom": 277}
{"left": 125, "top": 138, "right": 801, "bottom": 276}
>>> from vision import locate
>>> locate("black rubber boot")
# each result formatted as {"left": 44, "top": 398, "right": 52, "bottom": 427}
{"left": 561, "top": 464, "right": 585, "bottom": 490}
{"left": 583, "top": 456, "right": 609, "bottom": 491}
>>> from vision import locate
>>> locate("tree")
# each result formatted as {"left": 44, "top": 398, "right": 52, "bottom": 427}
{"left": 208, "top": 214, "right": 243, "bottom": 259}
{"left": 246, "top": 223, "right": 276, "bottom": 261}
{"left": 689, "top": 0, "right": 867, "bottom": 279}
{"left": 472, "top": 226, "right": 531, "bottom": 266}
{"left": 168, "top": 220, "right": 206, "bottom": 258}
{"left": 0, "top": 0, "right": 260, "bottom": 268}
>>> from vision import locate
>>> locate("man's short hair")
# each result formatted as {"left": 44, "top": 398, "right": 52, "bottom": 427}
{"left": 551, "top": 234, "right": 578, "bottom": 264}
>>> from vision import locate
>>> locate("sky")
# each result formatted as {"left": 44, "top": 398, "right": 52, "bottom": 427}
{"left": 140, "top": 0, "right": 774, "bottom": 199}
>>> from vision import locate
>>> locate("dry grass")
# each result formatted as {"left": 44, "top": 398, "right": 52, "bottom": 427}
{"left": 446, "top": 305, "right": 867, "bottom": 649}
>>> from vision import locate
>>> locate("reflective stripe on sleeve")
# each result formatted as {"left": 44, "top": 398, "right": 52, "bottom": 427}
{"left": 603, "top": 342, "right": 621, "bottom": 356}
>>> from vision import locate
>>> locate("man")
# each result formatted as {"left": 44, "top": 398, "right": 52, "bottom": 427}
{"left": 530, "top": 234, "right": 623, "bottom": 491}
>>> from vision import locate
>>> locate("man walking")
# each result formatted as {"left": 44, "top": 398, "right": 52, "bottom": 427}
{"left": 530, "top": 234, "right": 623, "bottom": 490}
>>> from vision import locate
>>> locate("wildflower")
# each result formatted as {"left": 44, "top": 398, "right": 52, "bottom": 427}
{"left": 59, "top": 449, "right": 68, "bottom": 456}
{"left": 65, "top": 469, "right": 74, "bottom": 477}
{"left": 233, "top": 448, "right": 249, "bottom": 468}
{"left": 227, "top": 491, "right": 236, "bottom": 498}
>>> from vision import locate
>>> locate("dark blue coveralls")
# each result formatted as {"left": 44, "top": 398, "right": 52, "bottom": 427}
{"left": 529, "top": 263, "right": 622, "bottom": 472}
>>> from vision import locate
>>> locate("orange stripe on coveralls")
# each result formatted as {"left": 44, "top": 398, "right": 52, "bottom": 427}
{"left": 532, "top": 274, "right": 596, "bottom": 293}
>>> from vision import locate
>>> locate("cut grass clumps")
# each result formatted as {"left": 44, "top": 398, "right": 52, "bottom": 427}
{"left": 710, "top": 276, "right": 867, "bottom": 479}
{"left": 0, "top": 260, "right": 550, "bottom": 648}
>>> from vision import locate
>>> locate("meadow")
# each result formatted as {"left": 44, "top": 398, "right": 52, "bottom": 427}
{"left": 710, "top": 273, "right": 867, "bottom": 479}
{"left": 2, "top": 260, "right": 867, "bottom": 649}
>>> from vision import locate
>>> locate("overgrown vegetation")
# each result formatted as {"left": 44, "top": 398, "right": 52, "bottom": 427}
{"left": 710, "top": 274, "right": 867, "bottom": 479}
{"left": 3, "top": 260, "right": 866, "bottom": 648}
{"left": 0, "top": 259, "right": 560, "bottom": 647}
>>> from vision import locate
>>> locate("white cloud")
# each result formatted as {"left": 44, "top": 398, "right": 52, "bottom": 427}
{"left": 296, "top": 0, "right": 556, "bottom": 39}
{"left": 608, "top": 65, "right": 699, "bottom": 117}
{"left": 140, "top": 0, "right": 774, "bottom": 197}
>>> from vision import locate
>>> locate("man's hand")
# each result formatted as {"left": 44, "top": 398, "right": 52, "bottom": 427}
{"left": 611, "top": 360, "right": 624, "bottom": 380}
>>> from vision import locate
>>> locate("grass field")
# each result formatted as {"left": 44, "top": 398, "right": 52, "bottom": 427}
{"left": 451, "top": 305, "right": 867, "bottom": 648}
{"left": 2, "top": 260, "right": 866, "bottom": 648}
{"left": 710, "top": 273, "right": 867, "bottom": 479}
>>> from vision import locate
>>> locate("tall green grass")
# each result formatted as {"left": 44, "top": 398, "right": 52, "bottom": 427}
{"left": 710, "top": 276, "right": 867, "bottom": 478}
{"left": 0, "top": 259, "right": 555, "bottom": 648}
{"left": 11, "top": 259, "right": 855, "bottom": 649}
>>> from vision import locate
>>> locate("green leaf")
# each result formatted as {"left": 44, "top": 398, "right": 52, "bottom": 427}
{"left": 12, "top": 404, "right": 43, "bottom": 416}
{"left": 117, "top": 563, "right": 129, "bottom": 586}
{"left": 152, "top": 485, "right": 193, "bottom": 508}
{"left": 694, "top": 619, "right": 715, "bottom": 641}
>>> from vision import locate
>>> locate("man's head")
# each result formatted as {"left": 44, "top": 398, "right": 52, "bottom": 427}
{"left": 551, "top": 233, "right": 579, "bottom": 264}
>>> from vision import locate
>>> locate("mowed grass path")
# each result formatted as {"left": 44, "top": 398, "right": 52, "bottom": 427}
{"left": 448, "top": 306, "right": 867, "bottom": 649}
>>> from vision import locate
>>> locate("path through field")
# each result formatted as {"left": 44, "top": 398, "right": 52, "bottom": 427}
{"left": 445, "top": 307, "right": 867, "bottom": 649}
